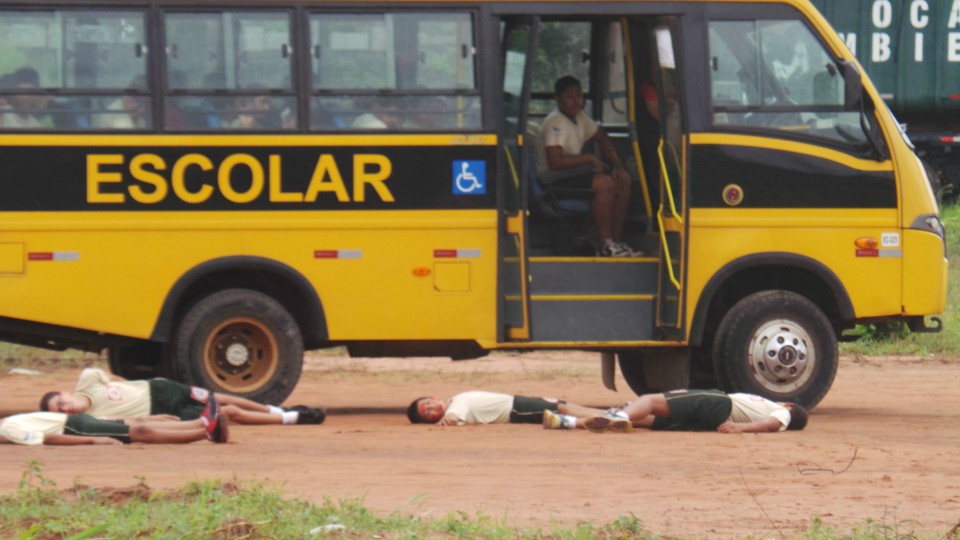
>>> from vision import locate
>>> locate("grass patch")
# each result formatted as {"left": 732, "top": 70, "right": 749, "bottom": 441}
{"left": 1, "top": 463, "right": 954, "bottom": 540}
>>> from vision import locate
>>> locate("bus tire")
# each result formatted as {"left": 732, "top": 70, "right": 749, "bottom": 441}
{"left": 171, "top": 289, "right": 303, "bottom": 405}
{"left": 712, "top": 290, "right": 837, "bottom": 409}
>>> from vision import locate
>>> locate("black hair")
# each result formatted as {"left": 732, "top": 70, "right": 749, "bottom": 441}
{"left": 9, "top": 67, "right": 39, "bottom": 87}
{"left": 787, "top": 404, "right": 809, "bottom": 430}
{"left": 39, "top": 391, "right": 61, "bottom": 412}
{"left": 554, "top": 75, "right": 582, "bottom": 96}
{"left": 406, "top": 397, "right": 430, "bottom": 424}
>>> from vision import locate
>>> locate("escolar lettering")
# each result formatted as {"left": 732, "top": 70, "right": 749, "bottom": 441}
{"left": 86, "top": 152, "right": 395, "bottom": 205}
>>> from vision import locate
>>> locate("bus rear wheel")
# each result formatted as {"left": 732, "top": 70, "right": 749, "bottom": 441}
{"left": 170, "top": 289, "right": 303, "bottom": 405}
{"left": 711, "top": 290, "right": 837, "bottom": 409}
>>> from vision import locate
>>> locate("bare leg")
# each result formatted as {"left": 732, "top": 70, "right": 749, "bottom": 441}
{"left": 619, "top": 393, "right": 672, "bottom": 428}
{"left": 221, "top": 404, "right": 282, "bottom": 425}
{"left": 591, "top": 173, "right": 616, "bottom": 243}
{"left": 214, "top": 393, "right": 271, "bottom": 413}
{"left": 558, "top": 402, "right": 608, "bottom": 418}
{"left": 610, "top": 181, "right": 632, "bottom": 243}
{"left": 128, "top": 424, "right": 208, "bottom": 444}
{"left": 125, "top": 417, "right": 205, "bottom": 431}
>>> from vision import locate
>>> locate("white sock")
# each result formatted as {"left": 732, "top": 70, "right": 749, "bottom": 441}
{"left": 268, "top": 405, "right": 284, "bottom": 415}
{"left": 612, "top": 410, "right": 629, "bottom": 420}
{"left": 561, "top": 415, "right": 578, "bottom": 429}
{"left": 281, "top": 411, "right": 299, "bottom": 425}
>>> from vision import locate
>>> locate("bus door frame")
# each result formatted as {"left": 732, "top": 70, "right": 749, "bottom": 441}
{"left": 499, "top": 16, "right": 540, "bottom": 341}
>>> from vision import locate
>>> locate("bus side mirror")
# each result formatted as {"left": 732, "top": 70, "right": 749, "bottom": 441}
{"left": 841, "top": 60, "right": 863, "bottom": 110}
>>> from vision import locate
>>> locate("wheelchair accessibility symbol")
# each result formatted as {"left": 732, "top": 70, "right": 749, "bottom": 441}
{"left": 453, "top": 160, "right": 486, "bottom": 195}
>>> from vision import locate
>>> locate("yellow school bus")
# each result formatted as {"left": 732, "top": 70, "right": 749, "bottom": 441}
{"left": 0, "top": 0, "right": 945, "bottom": 407}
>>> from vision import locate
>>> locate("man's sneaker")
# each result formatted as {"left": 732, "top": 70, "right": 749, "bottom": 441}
{"left": 615, "top": 242, "right": 644, "bottom": 257}
{"left": 542, "top": 409, "right": 565, "bottom": 430}
{"left": 293, "top": 405, "right": 326, "bottom": 425}
{"left": 597, "top": 241, "right": 641, "bottom": 258}
{"left": 584, "top": 415, "right": 632, "bottom": 433}
{"left": 200, "top": 393, "right": 219, "bottom": 425}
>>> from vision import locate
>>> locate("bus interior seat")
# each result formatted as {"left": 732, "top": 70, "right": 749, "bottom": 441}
{"left": 525, "top": 120, "right": 592, "bottom": 217}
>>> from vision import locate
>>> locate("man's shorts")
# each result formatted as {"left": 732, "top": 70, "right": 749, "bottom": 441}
{"left": 64, "top": 413, "right": 131, "bottom": 443}
{"left": 538, "top": 164, "right": 595, "bottom": 188}
{"left": 149, "top": 378, "right": 210, "bottom": 420}
{"left": 651, "top": 389, "right": 732, "bottom": 432}
{"left": 509, "top": 396, "right": 562, "bottom": 424}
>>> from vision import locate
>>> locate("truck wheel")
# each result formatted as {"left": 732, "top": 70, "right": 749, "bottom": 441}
{"left": 171, "top": 289, "right": 303, "bottom": 405}
{"left": 712, "top": 290, "right": 837, "bottom": 409}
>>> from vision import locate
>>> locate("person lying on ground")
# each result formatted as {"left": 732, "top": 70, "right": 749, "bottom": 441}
{"left": 1, "top": 397, "right": 228, "bottom": 445}
{"left": 407, "top": 390, "right": 609, "bottom": 426}
{"left": 40, "top": 367, "right": 324, "bottom": 425}
{"left": 542, "top": 389, "right": 808, "bottom": 433}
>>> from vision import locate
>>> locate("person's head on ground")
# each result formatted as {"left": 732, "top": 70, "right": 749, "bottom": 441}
{"left": 783, "top": 402, "right": 808, "bottom": 430}
{"left": 553, "top": 75, "right": 584, "bottom": 120}
{"left": 407, "top": 396, "right": 445, "bottom": 424}
{"left": 39, "top": 391, "right": 90, "bottom": 414}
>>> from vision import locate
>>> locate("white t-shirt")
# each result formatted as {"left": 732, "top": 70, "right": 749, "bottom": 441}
{"left": 76, "top": 368, "right": 152, "bottom": 418}
{"left": 444, "top": 391, "right": 514, "bottom": 425}
{"left": 728, "top": 393, "right": 791, "bottom": 431}
{"left": 0, "top": 412, "right": 67, "bottom": 445}
{"left": 536, "top": 108, "right": 599, "bottom": 174}
{"left": 351, "top": 113, "right": 387, "bottom": 129}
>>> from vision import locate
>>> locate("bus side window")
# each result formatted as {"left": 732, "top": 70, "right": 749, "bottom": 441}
{"left": 308, "top": 11, "right": 480, "bottom": 131}
{"left": 0, "top": 9, "right": 148, "bottom": 131}
{"left": 163, "top": 10, "right": 297, "bottom": 131}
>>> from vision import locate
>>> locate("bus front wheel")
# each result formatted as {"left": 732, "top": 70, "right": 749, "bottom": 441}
{"left": 170, "top": 289, "right": 304, "bottom": 405}
{"left": 711, "top": 290, "right": 837, "bottom": 409}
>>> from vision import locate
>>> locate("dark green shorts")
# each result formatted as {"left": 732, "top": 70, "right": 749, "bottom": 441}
{"left": 148, "top": 378, "right": 209, "bottom": 420}
{"left": 509, "top": 396, "right": 562, "bottom": 424}
{"left": 652, "top": 389, "right": 732, "bottom": 432}
{"left": 64, "top": 413, "right": 131, "bottom": 443}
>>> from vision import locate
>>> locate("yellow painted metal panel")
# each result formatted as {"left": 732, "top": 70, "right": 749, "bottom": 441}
{"left": 433, "top": 262, "right": 471, "bottom": 293}
{"left": 685, "top": 207, "right": 904, "bottom": 330}
{"left": 0, "top": 210, "right": 499, "bottom": 342}
{"left": 0, "top": 243, "right": 24, "bottom": 274}
{"left": 903, "top": 230, "right": 948, "bottom": 315}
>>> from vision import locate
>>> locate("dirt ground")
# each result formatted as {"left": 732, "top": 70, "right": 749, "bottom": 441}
{"left": 0, "top": 351, "right": 958, "bottom": 538}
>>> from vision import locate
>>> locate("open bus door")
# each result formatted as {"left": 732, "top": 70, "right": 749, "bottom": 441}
{"left": 499, "top": 17, "right": 539, "bottom": 341}
{"left": 650, "top": 21, "right": 686, "bottom": 341}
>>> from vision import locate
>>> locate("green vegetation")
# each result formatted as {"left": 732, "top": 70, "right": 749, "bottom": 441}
{"left": 2, "top": 463, "right": 954, "bottom": 540}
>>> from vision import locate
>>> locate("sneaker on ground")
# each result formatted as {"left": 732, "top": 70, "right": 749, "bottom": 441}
{"left": 596, "top": 241, "right": 633, "bottom": 258}
{"left": 584, "top": 415, "right": 632, "bottom": 433}
{"left": 295, "top": 407, "right": 326, "bottom": 425}
{"left": 542, "top": 409, "right": 565, "bottom": 430}
{"left": 200, "top": 394, "right": 219, "bottom": 425}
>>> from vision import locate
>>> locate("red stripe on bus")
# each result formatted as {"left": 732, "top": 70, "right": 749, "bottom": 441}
{"left": 433, "top": 249, "right": 457, "bottom": 258}
{"left": 28, "top": 253, "right": 53, "bottom": 261}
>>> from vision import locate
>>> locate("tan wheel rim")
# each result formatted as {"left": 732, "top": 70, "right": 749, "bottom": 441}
{"left": 202, "top": 317, "right": 279, "bottom": 393}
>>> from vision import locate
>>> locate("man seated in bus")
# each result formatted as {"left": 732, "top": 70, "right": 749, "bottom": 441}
{"left": 0, "top": 67, "right": 51, "bottom": 129}
{"left": 351, "top": 98, "right": 402, "bottom": 130}
{"left": 536, "top": 75, "right": 641, "bottom": 257}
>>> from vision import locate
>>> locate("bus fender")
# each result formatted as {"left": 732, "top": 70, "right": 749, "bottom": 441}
{"left": 688, "top": 252, "right": 854, "bottom": 346}
{"left": 149, "top": 256, "right": 327, "bottom": 347}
